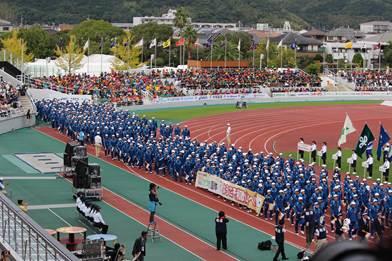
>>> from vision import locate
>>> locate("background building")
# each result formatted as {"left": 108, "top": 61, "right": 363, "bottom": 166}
{"left": 360, "top": 21, "right": 392, "bottom": 34}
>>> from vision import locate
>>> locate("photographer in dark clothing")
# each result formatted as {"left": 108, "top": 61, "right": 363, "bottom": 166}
{"left": 148, "top": 183, "right": 162, "bottom": 225}
{"left": 215, "top": 211, "right": 229, "bottom": 251}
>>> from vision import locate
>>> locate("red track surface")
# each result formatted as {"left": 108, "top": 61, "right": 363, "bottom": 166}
{"left": 36, "top": 104, "right": 391, "bottom": 255}
{"left": 184, "top": 104, "right": 392, "bottom": 153}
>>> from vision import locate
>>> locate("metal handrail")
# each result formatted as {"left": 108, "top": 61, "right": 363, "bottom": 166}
{"left": 0, "top": 193, "right": 78, "bottom": 261}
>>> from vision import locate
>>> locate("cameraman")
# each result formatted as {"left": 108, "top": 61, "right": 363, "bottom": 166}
{"left": 148, "top": 183, "right": 162, "bottom": 225}
{"left": 215, "top": 211, "right": 229, "bottom": 251}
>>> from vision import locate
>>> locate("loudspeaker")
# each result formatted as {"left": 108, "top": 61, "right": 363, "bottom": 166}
{"left": 72, "top": 156, "right": 88, "bottom": 168}
{"left": 65, "top": 141, "right": 79, "bottom": 155}
{"left": 63, "top": 153, "right": 72, "bottom": 167}
{"left": 88, "top": 163, "right": 100, "bottom": 177}
{"left": 74, "top": 146, "right": 87, "bottom": 157}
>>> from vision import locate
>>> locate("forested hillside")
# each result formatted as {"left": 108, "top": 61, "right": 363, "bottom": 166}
{"left": 1, "top": 0, "right": 391, "bottom": 29}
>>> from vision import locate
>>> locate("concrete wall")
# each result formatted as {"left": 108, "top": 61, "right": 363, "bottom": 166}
{"left": 0, "top": 114, "right": 36, "bottom": 135}
{"left": 120, "top": 93, "right": 389, "bottom": 111}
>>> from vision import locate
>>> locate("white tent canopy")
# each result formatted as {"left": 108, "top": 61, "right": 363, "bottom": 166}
{"left": 25, "top": 54, "right": 124, "bottom": 77}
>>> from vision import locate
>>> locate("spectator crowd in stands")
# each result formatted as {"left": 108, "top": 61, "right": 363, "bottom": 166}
{"left": 0, "top": 79, "right": 20, "bottom": 117}
{"left": 176, "top": 68, "right": 323, "bottom": 94}
{"left": 33, "top": 69, "right": 324, "bottom": 105}
{"left": 37, "top": 99, "right": 392, "bottom": 247}
{"left": 340, "top": 70, "right": 392, "bottom": 91}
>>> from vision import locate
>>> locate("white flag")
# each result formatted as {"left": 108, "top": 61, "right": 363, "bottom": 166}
{"left": 83, "top": 39, "right": 90, "bottom": 52}
{"left": 277, "top": 40, "right": 283, "bottom": 48}
{"left": 149, "top": 38, "right": 156, "bottom": 48}
{"left": 195, "top": 38, "right": 202, "bottom": 47}
{"left": 237, "top": 39, "right": 241, "bottom": 51}
{"left": 150, "top": 54, "right": 155, "bottom": 60}
{"left": 266, "top": 38, "right": 270, "bottom": 50}
{"left": 134, "top": 38, "right": 143, "bottom": 47}
{"left": 338, "top": 114, "right": 356, "bottom": 146}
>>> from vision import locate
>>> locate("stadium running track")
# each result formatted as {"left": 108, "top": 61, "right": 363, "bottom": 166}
{"left": 36, "top": 103, "right": 392, "bottom": 258}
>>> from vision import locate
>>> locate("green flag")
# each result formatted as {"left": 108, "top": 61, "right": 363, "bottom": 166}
{"left": 354, "top": 124, "right": 375, "bottom": 158}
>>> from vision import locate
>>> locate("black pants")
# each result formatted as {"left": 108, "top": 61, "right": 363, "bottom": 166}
{"left": 311, "top": 151, "right": 316, "bottom": 162}
{"left": 273, "top": 241, "right": 287, "bottom": 261}
{"left": 299, "top": 150, "right": 304, "bottom": 159}
{"left": 94, "top": 222, "right": 108, "bottom": 234}
{"left": 216, "top": 233, "right": 227, "bottom": 250}
{"left": 336, "top": 157, "right": 341, "bottom": 168}
{"left": 368, "top": 164, "right": 373, "bottom": 177}
{"left": 383, "top": 168, "right": 389, "bottom": 181}
{"left": 351, "top": 160, "right": 357, "bottom": 172}
{"left": 322, "top": 153, "right": 327, "bottom": 165}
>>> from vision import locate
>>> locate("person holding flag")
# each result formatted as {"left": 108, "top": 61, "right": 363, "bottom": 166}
{"left": 377, "top": 124, "right": 390, "bottom": 161}
{"left": 338, "top": 114, "right": 356, "bottom": 146}
{"left": 382, "top": 158, "right": 390, "bottom": 181}
{"left": 351, "top": 150, "right": 358, "bottom": 174}
{"left": 383, "top": 143, "right": 390, "bottom": 162}
{"left": 366, "top": 154, "right": 374, "bottom": 177}
{"left": 355, "top": 124, "right": 375, "bottom": 176}
{"left": 226, "top": 123, "right": 231, "bottom": 146}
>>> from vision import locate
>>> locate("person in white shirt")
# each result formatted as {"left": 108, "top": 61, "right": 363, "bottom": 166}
{"left": 351, "top": 150, "right": 358, "bottom": 174}
{"left": 366, "top": 154, "right": 374, "bottom": 178}
{"left": 383, "top": 143, "right": 390, "bottom": 162}
{"left": 226, "top": 123, "right": 231, "bottom": 146}
{"left": 311, "top": 141, "right": 317, "bottom": 163}
{"left": 382, "top": 158, "right": 390, "bottom": 181}
{"left": 335, "top": 147, "right": 342, "bottom": 169}
{"left": 93, "top": 207, "right": 108, "bottom": 234}
{"left": 298, "top": 138, "right": 305, "bottom": 160}
{"left": 94, "top": 132, "right": 103, "bottom": 157}
{"left": 321, "top": 142, "right": 327, "bottom": 165}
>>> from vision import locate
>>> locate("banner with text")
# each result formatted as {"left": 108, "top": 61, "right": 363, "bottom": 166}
{"left": 195, "top": 171, "right": 264, "bottom": 214}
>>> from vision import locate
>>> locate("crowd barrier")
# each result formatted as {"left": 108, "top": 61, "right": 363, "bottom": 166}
{"left": 272, "top": 91, "right": 392, "bottom": 97}
{"left": 27, "top": 88, "right": 92, "bottom": 103}
{"left": 0, "top": 193, "right": 78, "bottom": 261}
{"left": 195, "top": 171, "right": 264, "bottom": 214}
{"left": 154, "top": 93, "right": 270, "bottom": 103}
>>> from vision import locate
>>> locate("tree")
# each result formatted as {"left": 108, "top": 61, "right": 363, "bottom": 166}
{"left": 18, "top": 26, "right": 55, "bottom": 58}
{"left": 70, "top": 19, "right": 124, "bottom": 54}
{"left": 326, "top": 54, "right": 334, "bottom": 64}
{"left": 182, "top": 25, "right": 197, "bottom": 59}
{"left": 111, "top": 31, "right": 141, "bottom": 71}
{"left": 352, "top": 53, "right": 363, "bottom": 67}
{"left": 55, "top": 35, "right": 84, "bottom": 74}
{"left": 305, "top": 63, "right": 321, "bottom": 74}
{"left": 385, "top": 44, "right": 392, "bottom": 67}
{"left": 1, "top": 30, "right": 33, "bottom": 63}
{"left": 174, "top": 7, "right": 189, "bottom": 31}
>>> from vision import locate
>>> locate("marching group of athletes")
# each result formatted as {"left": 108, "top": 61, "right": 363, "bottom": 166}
{"left": 36, "top": 99, "right": 392, "bottom": 252}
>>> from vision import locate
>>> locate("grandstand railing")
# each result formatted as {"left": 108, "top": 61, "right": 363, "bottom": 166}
{"left": 0, "top": 193, "right": 78, "bottom": 261}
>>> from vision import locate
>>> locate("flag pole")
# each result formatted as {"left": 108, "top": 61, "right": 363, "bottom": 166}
{"left": 169, "top": 40, "right": 171, "bottom": 67}
{"left": 224, "top": 36, "right": 227, "bottom": 68}
{"left": 196, "top": 43, "right": 199, "bottom": 63}
{"left": 183, "top": 42, "right": 186, "bottom": 67}
{"left": 238, "top": 39, "right": 241, "bottom": 69}
{"left": 252, "top": 47, "right": 255, "bottom": 70}
{"left": 100, "top": 37, "right": 103, "bottom": 74}
{"left": 87, "top": 37, "right": 90, "bottom": 75}
{"left": 142, "top": 41, "right": 144, "bottom": 63}
{"left": 154, "top": 43, "right": 157, "bottom": 68}
{"left": 210, "top": 41, "right": 213, "bottom": 69}
{"left": 280, "top": 47, "right": 283, "bottom": 68}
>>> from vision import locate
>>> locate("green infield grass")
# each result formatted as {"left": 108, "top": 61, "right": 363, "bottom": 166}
{"left": 135, "top": 100, "right": 380, "bottom": 123}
